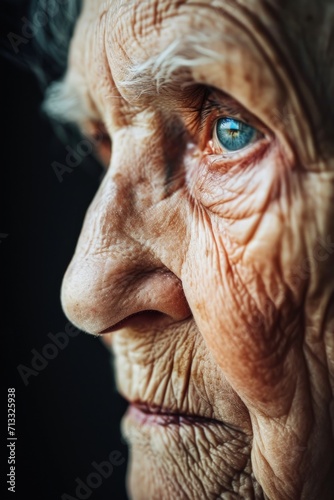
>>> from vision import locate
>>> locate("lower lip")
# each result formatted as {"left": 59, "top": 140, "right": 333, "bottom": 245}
{"left": 122, "top": 405, "right": 232, "bottom": 452}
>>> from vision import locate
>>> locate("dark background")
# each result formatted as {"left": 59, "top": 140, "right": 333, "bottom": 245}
{"left": 2, "top": 2, "right": 129, "bottom": 499}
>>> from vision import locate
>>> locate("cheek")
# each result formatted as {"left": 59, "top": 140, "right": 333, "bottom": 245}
{"left": 181, "top": 199, "right": 302, "bottom": 384}
{"left": 182, "top": 148, "right": 302, "bottom": 327}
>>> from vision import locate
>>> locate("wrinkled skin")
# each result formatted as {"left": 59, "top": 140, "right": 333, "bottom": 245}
{"left": 60, "top": 0, "right": 334, "bottom": 498}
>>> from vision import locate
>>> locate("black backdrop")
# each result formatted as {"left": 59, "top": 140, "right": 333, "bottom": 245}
{"left": 2, "top": 2, "right": 129, "bottom": 499}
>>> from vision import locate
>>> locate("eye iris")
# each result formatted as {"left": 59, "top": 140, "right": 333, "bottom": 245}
{"left": 216, "top": 118, "right": 256, "bottom": 151}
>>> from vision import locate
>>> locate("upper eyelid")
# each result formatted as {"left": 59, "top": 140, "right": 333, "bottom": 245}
{"left": 198, "top": 88, "right": 270, "bottom": 138}
{"left": 202, "top": 97, "right": 242, "bottom": 119}
{"left": 201, "top": 102, "right": 253, "bottom": 129}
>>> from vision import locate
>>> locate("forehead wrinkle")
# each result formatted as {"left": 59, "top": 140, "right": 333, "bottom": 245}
{"left": 112, "top": 1, "right": 287, "bottom": 99}
{"left": 104, "top": 1, "right": 194, "bottom": 99}
{"left": 87, "top": 9, "right": 119, "bottom": 120}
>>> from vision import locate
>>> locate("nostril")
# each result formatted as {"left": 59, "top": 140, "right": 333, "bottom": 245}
{"left": 61, "top": 256, "right": 191, "bottom": 336}
{"left": 98, "top": 310, "right": 185, "bottom": 334}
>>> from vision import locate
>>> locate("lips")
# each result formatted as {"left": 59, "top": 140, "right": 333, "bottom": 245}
{"left": 127, "top": 401, "right": 227, "bottom": 427}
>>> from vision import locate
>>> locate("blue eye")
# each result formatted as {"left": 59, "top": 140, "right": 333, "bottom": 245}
{"left": 215, "top": 117, "right": 256, "bottom": 152}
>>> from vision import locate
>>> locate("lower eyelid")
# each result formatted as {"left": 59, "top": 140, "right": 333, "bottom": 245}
{"left": 208, "top": 134, "right": 269, "bottom": 164}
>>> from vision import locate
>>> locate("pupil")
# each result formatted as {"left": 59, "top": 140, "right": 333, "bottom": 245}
{"left": 228, "top": 130, "right": 240, "bottom": 138}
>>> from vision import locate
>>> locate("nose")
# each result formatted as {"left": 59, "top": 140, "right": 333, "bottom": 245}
{"left": 61, "top": 144, "right": 191, "bottom": 335}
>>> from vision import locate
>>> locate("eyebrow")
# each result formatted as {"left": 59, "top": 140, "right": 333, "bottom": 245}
{"left": 118, "top": 32, "right": 232, "bottom": 100}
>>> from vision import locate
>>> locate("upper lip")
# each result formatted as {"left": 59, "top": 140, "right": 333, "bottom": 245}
{"left": 111, "top": 317, "right": 249, "bottom": 434}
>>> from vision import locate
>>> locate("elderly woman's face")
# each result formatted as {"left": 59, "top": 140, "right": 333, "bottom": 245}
{"left": 60, "top": 0, "right": 334, "bottom": 498}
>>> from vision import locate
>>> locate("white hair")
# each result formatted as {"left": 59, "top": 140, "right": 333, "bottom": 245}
{"left": 120, "top": 33, "right": 234, "bottom": 96}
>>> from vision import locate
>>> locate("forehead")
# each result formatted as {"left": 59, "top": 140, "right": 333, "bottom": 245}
{"left": 70, "top": 0, "right": 328, "bottom": 99}
{"left": 83, "top": 0, "right": 328, "bottom": 49}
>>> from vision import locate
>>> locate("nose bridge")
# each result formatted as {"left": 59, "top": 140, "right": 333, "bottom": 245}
{"left": 61, "top": 133, "right": 190, "bottom": 335}
{"left": 77, "top": 126, "right": 159, "bottom": 254}
{"left": 112, "top": 123, "right": 167, "bottom": 207}
{"left": 74, "top": 175, "right": 132, "bottom": 260}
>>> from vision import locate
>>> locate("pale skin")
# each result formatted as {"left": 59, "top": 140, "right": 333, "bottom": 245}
{"left": 59, "top": 0, "right": 334, "bottom": 498}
